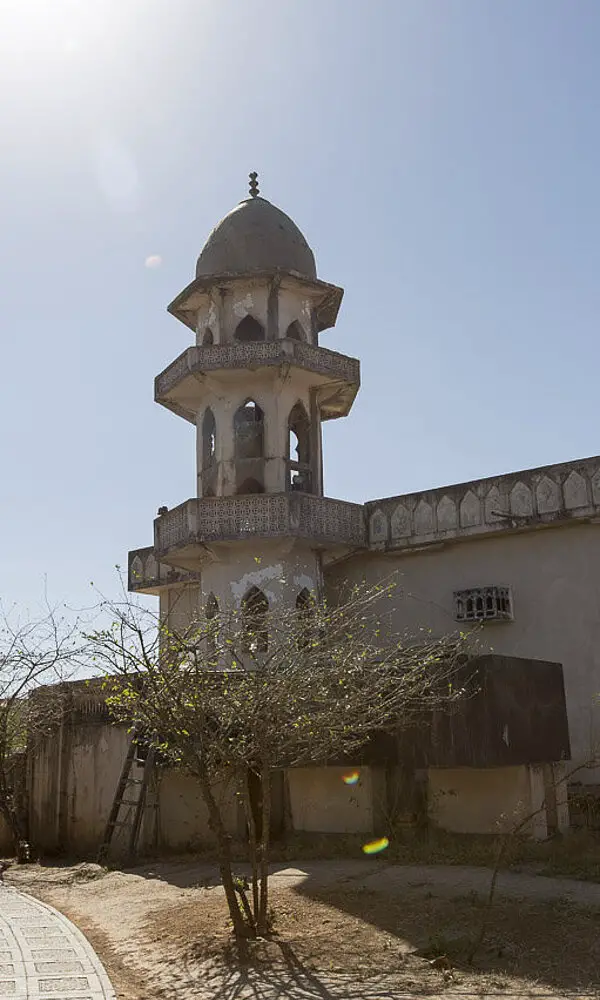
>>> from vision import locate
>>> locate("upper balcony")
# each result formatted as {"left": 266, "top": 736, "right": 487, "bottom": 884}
{"left": 154, "top": 493, "right": 366, "bottom": 569}
{"left": 154, "top": 339, "right": 360, "bottom": 422}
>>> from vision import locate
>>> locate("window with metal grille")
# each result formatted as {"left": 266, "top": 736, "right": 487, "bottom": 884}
{"left": 454, "top": 586, "right": 513, "bottom": 622}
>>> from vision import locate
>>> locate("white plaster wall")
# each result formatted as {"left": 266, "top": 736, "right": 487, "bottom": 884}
{"left": 193, "top": 280, "right": 316, "bottom": 348}
{"left": 201, "top": 539, "right": 320, "bottom": 611}
{"left": 288, "top": 766, "right": 375, "bottom": 834}
{"left": 220, "top": 281, "right": 270, "bottom": 344}
{"left": 195, "top": 293, "right": 221, "bottom": 345}
{"left": 326, "top": 523, "right": 600, "bottom": 779}
{"left": 278, "top": 286, "right": 313, "bottom": 343}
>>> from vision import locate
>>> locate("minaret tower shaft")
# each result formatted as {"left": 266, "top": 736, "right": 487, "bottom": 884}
{"left": 128, "top": 176, "right": 364, "bottom": 627}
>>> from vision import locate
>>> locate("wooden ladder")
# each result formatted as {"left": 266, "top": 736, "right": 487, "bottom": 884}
{"left": 98, "top": 737, "right": 157, "bottom": 865}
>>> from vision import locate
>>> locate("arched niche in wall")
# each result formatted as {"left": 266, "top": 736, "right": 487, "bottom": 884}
{"left": 287, "top": 401, "right": 311, "bottom": 492}
{"left": 236, "top": 477, "right": 264, "bottom": 495}
{"left": 234, "top": 315, "right": 265, "bottom": 343}
{"left": 241, "top": 586, "right": 269, "bottom": 654}
{"left": 202, "top": 327, "right": 214, "bottom": 345}
{"left": 285, "top": 320, "right": 305, "bottom": 342}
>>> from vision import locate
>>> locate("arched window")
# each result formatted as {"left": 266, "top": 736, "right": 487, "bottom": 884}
{"left": 287, "top": 402, "right": 311, "bottom": 492}
{"left": 236, "top": 478, "right": 264, "bottom": 495}
{"left": 202, "top": 407, "right": 216, "bottom": 469}
{"left": 296, "top": 588, "right": 314, "bottom": 649}
{"left": 286, "top": 320, "right": 305, "bottom": 342}
{"left": 296, "top": 588, "right": 312, "bottom": 611}
{"left": 234, "top": 315, "right": 265, "bottom": 343}
{"left": 205, "top": 593, "right": 219, "bottom": 661}
{"left": 234, "top": 399, "right": 264, "bottom": 460}
{"left": 202, "top": 328, "right": 214, "bottom": 346}
{"left": 242, "top": 587, "right": 269, "bottom": 654}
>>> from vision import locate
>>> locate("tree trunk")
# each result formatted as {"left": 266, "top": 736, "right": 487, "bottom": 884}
{"left": 257, "top": 762, "right": 271, "bottom": 935}
{"left": 195, "top": 763, "right": 247, "bottom": 938}
{"left": 242, "top": 769, "right": 260, "bottom": 925}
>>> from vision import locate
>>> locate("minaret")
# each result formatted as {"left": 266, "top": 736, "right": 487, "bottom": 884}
{"left": 128, "top": 175, "right": 364, "bottom": 632}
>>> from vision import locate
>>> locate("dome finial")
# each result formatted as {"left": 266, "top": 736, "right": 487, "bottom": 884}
{"left": 249, "top": 171, "right": 259, "bottom": 198}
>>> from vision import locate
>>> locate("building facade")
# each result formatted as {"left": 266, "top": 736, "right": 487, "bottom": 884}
{"left": 121, "top": 176, "right": 600, "bottom": 843}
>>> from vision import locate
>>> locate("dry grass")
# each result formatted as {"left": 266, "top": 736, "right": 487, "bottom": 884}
{"left": 263, "top": 827, "right": 600, "bottom": 881}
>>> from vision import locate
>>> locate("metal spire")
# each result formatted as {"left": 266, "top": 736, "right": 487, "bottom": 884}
{"left": 249, "top": 171, "right": 259, "bottom": 198}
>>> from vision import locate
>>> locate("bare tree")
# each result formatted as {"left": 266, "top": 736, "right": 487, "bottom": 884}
{"left": 90, "top": 579, "right": 470, "bottom": 938}
{"left": 0, "top": 600, "right": 83, "bottom": 858}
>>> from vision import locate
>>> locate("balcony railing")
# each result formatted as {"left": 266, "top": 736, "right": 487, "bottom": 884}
{"left": 155, "top": 339, "right": 360, "bottom": 399}
{"left": 154, "top": 493, "right": 366, "bottom": 558}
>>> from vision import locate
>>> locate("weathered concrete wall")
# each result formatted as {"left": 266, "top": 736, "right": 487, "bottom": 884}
{"left": 157, "top": 771, "right": 240, "bottom": 851}
{"left": 65, "top": 724, "right": 130, "bottom": 856}
{"left": 160, "top": 584, "right": 202, "bottom": 635}
{"left": 28, "top": 731, "right": 62, "bottom": 853}
{"left": 194, "top": 278, "right": 316, "bottom": 348}
{"left": 29, "top": 721, "right": 130, "bottom": 856}
{"left": 29, "top": 714, "right": 245, "bottom": 857}
{"left": 0, "top": 815, "right": 13, "bottom": 855}
{"left": 429, "top": 766, "right": 530, "bottom": 835}
{"left": 326, "top": 523, "right": 600, "bottom": 780}
{"left": 200, "top": 539, "right": 320, "bottom": 612}
{"left": 428, "top": 765, "right": 554, "bottom": 837}
{"left": 288, "top": 766, "right": 379, "bottom": 835}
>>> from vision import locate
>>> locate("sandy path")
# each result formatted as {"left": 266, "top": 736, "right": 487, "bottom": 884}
{"left": 8, "top": 860, "right": 599, "bottom": 999}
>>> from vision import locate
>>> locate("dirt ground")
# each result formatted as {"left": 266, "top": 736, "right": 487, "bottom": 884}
{"left": 5, "top": 858, "right": 600, "bottom": 999}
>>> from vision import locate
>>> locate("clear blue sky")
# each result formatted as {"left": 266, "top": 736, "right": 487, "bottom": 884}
{"left": 2, "top": 0, "right": 600, "bottom": 610}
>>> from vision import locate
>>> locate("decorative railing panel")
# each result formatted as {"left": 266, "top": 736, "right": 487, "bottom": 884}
{"left": 366, "top": 455, "right": 600, "bottom": 551}
{"left": 155, "top": 339, "right": 360, "bottom": 398}
{"left": 154, "top": 494, "right": 366, "bottom": 556}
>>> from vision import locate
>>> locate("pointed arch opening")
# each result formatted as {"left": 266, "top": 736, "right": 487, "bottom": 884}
{"left": 236, "top": 478, "right": 264, "bottom": 495}
{"left": 296, "top": 587, "right": 314, "bottom": 649}
{"left": 234, "top": 315, "right": 265, "bottom": 343}
{"left": 202, "top": 407, "right": 216, "bottom": 468}
{"left": 234, "top": 399, "right": 264, "bottom": 460}
{"left": 287, "top": 401, "right": 312, "bottom": 493}
{"left": 202, "top": 327, "right": 214, "bottom": 346}
{"left": 285, "top": 320, "right": 305, "bottom": 342}
{"left": 205, "top": 593, "right": 219, "bottom": 661}
{"left": 242, "top": 586, "right": 269, "bottom": 654}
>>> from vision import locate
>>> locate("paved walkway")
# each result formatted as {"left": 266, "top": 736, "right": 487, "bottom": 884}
{"left": 0, "top": 886, "right": 115, "bottom": 999}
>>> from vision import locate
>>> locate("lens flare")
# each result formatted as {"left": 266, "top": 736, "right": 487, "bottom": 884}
{"left": 145, "top": 254, "right": 162, "bottom": 269}
{"left": 342, "top": 771, "right": 360, "bottom": 785}
{"left": 362, "top": 837, "right": 389, "bottom": 855}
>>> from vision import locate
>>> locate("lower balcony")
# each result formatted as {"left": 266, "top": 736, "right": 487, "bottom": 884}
{"left": 128, "top": 546, "right": 202, "bottom": 594}
{"left": 154, "top": 493, "right": 366, "bottom": 567}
